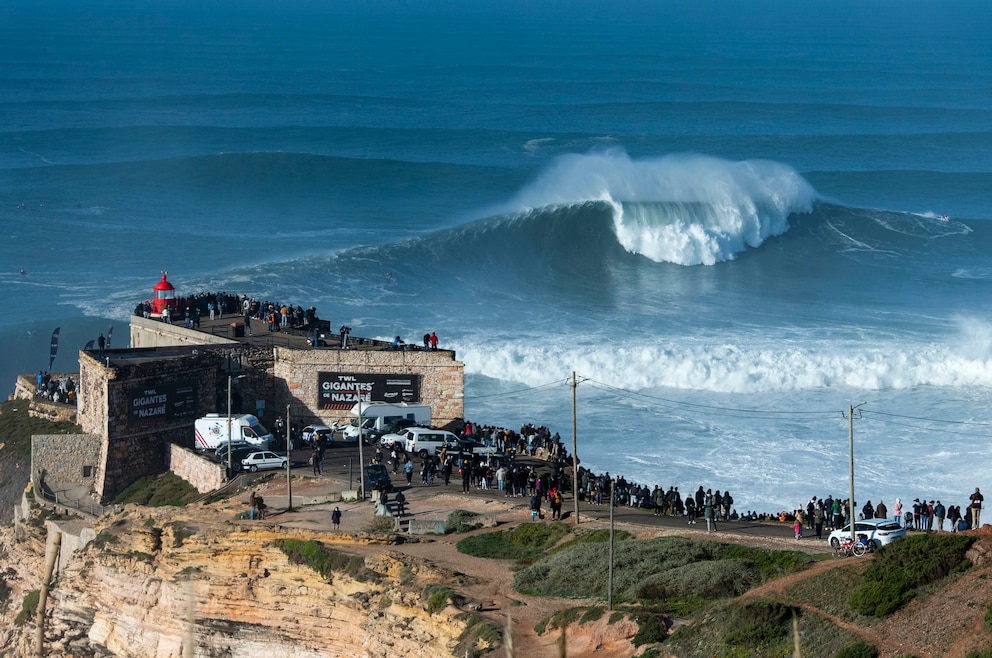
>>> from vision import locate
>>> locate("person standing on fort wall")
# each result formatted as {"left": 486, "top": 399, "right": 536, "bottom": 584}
{"left": 243, "top": 309, "right": 252, "bottom": 336}
{"left": 430, "top": 332, "right": 438, "bottom": 350}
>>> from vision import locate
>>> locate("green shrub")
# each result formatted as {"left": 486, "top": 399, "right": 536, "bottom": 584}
{"left": 274, "top": 538, "right": 377, "bottom": 581}
{"left": 836, "top": 639, "right": 879, "bottom": 658}
{"left": 457, "top": 522, "right": 571, "bottom": 563}
{"left": 446, "top": 510, "right": 485, "bottom": 534}
{"left": 424, "top": 584, "right": 456, "bottom": 614}
{"left": 454, "top": 613, "right": 501, "bottom": 657}
{"left": 112, "top": 472, "right": 199, "bottom": 506}
{"left": 849, "top": 533, "right": 975, "bottom": 617}
{"left": 513, "top": 536, "right": 811, "bottom": 604}
{"left": 965, "top": 650, "right": 992, "bottom": 658}
{"left": 534, "top": 606, "right": 583, "bottom": 635}
{"left": 722, "top": 602, "right": 793, "bottom": 650}
{"left": 631, "top": 611, "right": 668, "bottom": 647}
{"left": 14, "top": 589, "right": 40, "bottom": 626}
{"left": 580, "top": 605, "right": 605, "bottom": 624}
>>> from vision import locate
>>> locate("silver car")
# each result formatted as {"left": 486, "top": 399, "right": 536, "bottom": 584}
{"left": 828, "top": 519, "right": 907, "bottom": 549}
{"left": 240, "top": 451, "right": 288, "bottom": 472}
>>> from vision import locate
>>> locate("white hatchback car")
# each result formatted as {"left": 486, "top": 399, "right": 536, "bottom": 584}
{"left": 241, "top": 451, "right": 288, "bottom": 472}
{"left": 828, "top": 519, "right": 907, "bottom": 549}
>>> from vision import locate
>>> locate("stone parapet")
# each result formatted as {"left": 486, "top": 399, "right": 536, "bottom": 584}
{"left": 169, "top": 443, "right": 225, "bottom": 493}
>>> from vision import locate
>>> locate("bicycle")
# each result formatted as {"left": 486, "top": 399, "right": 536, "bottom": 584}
{"left": 837, "top": 534, "right": 875, "bottom": 558}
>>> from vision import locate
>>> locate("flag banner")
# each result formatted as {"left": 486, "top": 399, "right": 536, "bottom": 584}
{"left": 107, "top": 325, "right": 114, "bottom": 349}
{"left": 49, "top": 327, "right": 61, "bottom": 370}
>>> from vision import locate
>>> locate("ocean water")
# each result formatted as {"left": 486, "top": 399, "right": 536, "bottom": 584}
{"left": 2, "top": 0, "right": 992, "bottom": 512}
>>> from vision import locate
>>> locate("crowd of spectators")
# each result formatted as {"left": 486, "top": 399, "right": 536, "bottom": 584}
{"left": 35, "top": 371, "right": 76, "bottom": 405}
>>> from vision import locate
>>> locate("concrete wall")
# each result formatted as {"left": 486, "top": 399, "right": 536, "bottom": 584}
{"left": 31, "top": 433, "right": 103, "bottom": 493}
{"left": 169, "top": 444, "right": 225, "bottom": 493}
{"left": 130, "top": 314, "right": 238, "bottom": 348}
{"left": 272, "top": 347, "right": 464, "bottom": 428}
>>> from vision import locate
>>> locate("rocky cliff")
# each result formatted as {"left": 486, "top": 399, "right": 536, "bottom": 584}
{"left": 0, "top": 496, "right": 493, "bottom": 658}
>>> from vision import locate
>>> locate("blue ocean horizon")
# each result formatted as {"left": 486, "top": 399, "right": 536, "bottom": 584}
{"left": 1, "top": 0, "right": 991, "bottom": 512}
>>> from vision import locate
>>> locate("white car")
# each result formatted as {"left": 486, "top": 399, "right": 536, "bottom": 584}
{"left": 828, "top": 519, "right": 907, "bottom": 549}
{"left": 241, "top": 451, "right": 288, "bottom": 472}
{"left": 300, "top": 424, "right": 332, "bottom": 447}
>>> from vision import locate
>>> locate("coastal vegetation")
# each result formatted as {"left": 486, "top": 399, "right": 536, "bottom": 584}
{"left": 111, "top": 471, "right": 200, "bottom": 507}
{"left": 274, "top": 537, "right": 379, "bottom": 582}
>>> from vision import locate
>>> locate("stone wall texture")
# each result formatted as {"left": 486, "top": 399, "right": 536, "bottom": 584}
{"left": 77, "top": 348, "right": 226, "bottom": 501}
{"left": 272, "top": 346, "right": 465, "bottom": 428}
{"left": 169, "top": 444, "right": 225, "bottom": 493}
{"left": 31, "top": 433, "right": 102, "bottom": 492}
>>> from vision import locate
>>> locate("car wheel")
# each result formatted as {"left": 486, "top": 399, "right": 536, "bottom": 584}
{"left": 829, "top": 537, "right": 840, "bottom": 549}
{"left": 419, "top": 449, "right": 428, "bottom": 459}
{"left": 250, "top": 465, "right": 258, "bottom": 472}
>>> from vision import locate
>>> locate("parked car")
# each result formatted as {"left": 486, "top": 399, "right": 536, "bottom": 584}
{"left": 214, "top": 439, "right": 253, "bottom": 460}
{"left": 367, "top": 418, "right": 420, "bottom": 443}
{"left": 364, "top": 463, "right": 394, "bottom": 494}
{"left": 241, "top": 450, "right": 288, "bottom": 472}
{"left": 828, "top": 519, "right": 907, "bottom": 549}
{"left": 222, "top": 446, "right": 257, "bottom": 472}
{"left": 300, "top": 424, "right": 332, "bottom": 448}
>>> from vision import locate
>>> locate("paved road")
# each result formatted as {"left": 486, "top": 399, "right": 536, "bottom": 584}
{"left": 283, "top": 442, "right": 833, "bottom": 551}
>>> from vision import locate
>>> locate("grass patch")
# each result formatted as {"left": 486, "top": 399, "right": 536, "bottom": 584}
{"left": 580, "top": 605, "right": 606, "bottom": 624}
{"left": 456, "top": 522, "right": 571, "bottom": 564}
{"left": 424, "top": 584, "right": 457, "bottom": 614}
{"left": 112, "top": 471, "right": 200, "bottom": 507}
{"left": 0, "top": 400, "right": 82, "bottom": 459}
{"left": 454, "top": 613, "right": 501, "bottom": 657}
{"left": 274, "top": 538, "right": 379, "bottom": 582}
{"left": 549, "top": 528, "right": 633, "bottom": 554}
{"left": 513, "top": 536, "right": 812, "bottom": 605}
{"left": 14, "top": 589, "right": 40, "bottom": 626}
{"left": 535, "top": 606, "right": 583, "bottom": 635}
{"left": 849, "top": 533, "right": 975, "bottom": 617}
{"left": 836, "top": 640, "right": 879, "bottom": 658}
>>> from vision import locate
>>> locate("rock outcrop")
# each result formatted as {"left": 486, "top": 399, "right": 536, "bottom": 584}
{"left": 0, "top": 497, "right": 492, "bottom": 657}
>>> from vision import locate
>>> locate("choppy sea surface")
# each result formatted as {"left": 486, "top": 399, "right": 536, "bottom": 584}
{"left": 2, "top": 0, "right": 992, "bottom": 512}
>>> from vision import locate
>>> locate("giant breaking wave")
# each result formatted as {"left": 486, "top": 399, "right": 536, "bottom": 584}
{"left": 502, "top": 150, "right": 817, "bottom": 266}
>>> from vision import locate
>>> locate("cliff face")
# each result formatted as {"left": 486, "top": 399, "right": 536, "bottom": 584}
{"left": 1, "top": 499, "right": 487, "bottom": 658}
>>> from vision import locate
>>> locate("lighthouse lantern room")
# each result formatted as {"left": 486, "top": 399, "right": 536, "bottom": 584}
{"left": 152, "top": 272, "right": 178, "bottom": 315}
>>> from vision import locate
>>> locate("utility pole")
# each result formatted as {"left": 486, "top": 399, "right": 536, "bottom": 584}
{"left": 286, "top": 403, "right": 292, "bottom": 511}
{"left": 848, "top": 403, "right": 866, "bottom": 544}
{"left": 571, "top": 371, "right": 580, "bottom": 526}
{"left": 608, "top": 476, "right": 615, "bottom": 611}
{"left": 357, "top": 397, "right": 365, "bottom": 499}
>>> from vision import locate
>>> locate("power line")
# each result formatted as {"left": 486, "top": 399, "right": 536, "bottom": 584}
{"left": 862, "top": 409, "right": 992, "bottom": 427}
{"left": 861, "top": 413, "right": 992, "bottom": 439}
{"left": 468, "top": 378, "right": 569, "bottom": 400}
{"left": 581, "top": 377, "right": 838, "bottom": 419}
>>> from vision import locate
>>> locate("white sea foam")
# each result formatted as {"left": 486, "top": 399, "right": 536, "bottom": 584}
{"left": 454, "top": 325, "right": 992, "bottom": 395}
{"left": 503, "top": 150, "right": 816, "bottom": 265}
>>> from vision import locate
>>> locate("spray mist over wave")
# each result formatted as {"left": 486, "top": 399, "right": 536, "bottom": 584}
{"left": 504, "top": 150, "right": 817, "bottom": 265}
{"left": 455, "top": 318, "right": 992, "bottom": 394}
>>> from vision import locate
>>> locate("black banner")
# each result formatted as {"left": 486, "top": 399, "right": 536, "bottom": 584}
{"left": 49, "top": 327, "right": 60, "bottom": 370}
{"left": 318, "top": 372, "right": 421, "bottom": 410}
{"left": 129, "top": 381, "right": 198, "bottom": 424}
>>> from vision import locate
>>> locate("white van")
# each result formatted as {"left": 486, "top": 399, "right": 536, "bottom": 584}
{"left": 195, "top": 413, "right": 274, "bottom": 451}
{"left": 341, "top": 402, "right": 431, "bottom": 442}
{"left": 400, "top": 427, "right": 460, "bottom": 459}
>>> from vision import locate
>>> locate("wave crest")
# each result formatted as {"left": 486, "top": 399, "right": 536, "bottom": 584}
{"left": 507, "top": 151, "right": 816, "bottom": 265}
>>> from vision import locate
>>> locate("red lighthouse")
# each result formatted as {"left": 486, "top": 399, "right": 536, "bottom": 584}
{"left": 152, "top": 272, "right": 178, "bottom": 315}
